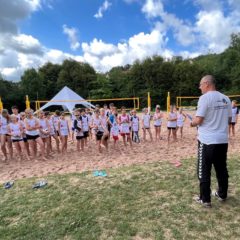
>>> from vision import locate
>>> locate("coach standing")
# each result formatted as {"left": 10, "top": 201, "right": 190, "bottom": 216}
{"left": 190, "top": 75, "right": 232, "bottom": 207}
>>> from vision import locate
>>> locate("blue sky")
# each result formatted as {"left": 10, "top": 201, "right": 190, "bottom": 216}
{"left": 0, "top": 0, "right": 240, "bottom": 80}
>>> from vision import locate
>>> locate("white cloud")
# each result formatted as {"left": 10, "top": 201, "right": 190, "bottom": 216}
{"left": 82, "top": 39, "right": 116, "bottom": 57}
{"left": 94, "top": 0, "right": 112, "bottom": 19}
{"left": 62, "top": 25, "right": 80, "bottom": 51}
{"left": 195, "top": 10, "right": 240, "bottom": 52}
{"left": 141, "top": 0, "right": 196, "bottom": 46}
{"left": 81, "top": 30, "right": 172, "bottom": 72}
{"left": 142, "top": 0, "right": 164, "bottom": 18}
{"left": 193, "top": 0, "right": 223, "bottom": 11}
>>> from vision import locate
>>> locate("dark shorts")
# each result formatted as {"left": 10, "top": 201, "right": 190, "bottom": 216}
{"left": 142, "top": 127, "right": 150, "bottom": 130}
{"left": 83, "top": 131, "right": 89, "bottom": 138}
{"left": 12, "top": 139, "right": 23, "bottom": 143}
{"left": 167, "top": 127, "right": 176, "bottom": 130}
{"left": 107, "top": 124, "right": 111, "bottom": 132}
{"left": 26, "top": 134, "right": 40, "bottom": 140}
{"left": 229, "top": 122, "right": 236, "bottom": 126}
{"left": 96, "top": 131, "right": 103, "bottom": 141}
{"left": 23, "top": 137, "right": 28, "bottom": 143}
{"left": 76, "top": 136, "right": 84, "bottom": 140}
{"left": 154, "top": 125, "right": 161, "bottom": 128}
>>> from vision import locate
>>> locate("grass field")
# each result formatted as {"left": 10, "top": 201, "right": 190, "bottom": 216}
{"left": 0, "top": 156, "right": 239, "bottom": 240}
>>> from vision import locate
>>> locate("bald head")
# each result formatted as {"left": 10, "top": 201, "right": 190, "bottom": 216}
{"left": 199, "top": 75, "right": 216, "bottom": 94}
{"left": 201, "top": 75, "right": 216, "bottom": 86}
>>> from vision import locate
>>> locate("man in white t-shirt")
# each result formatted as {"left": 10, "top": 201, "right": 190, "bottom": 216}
{"left": 190, "top": 75, "right": 232, "bottom": 207}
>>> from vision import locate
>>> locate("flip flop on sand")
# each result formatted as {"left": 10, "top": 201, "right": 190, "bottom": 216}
{"left": 93, "top": 170, "right": 99, "bottom": 177}
{"left": 98, "top": 170, "right": 107, "bottom": 177}
{"left": 93, "top": 170, "right": 107, "bottom": 177}
{"left": 3, "top": 181, "right": 14, "bottom": 189}
{"left": 32, "top": 180, "right": 48, "bottom": 189}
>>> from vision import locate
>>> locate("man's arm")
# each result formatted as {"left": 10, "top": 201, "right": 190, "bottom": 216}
{"left": 190, "top": 116, "right": 204, "bottom": 127}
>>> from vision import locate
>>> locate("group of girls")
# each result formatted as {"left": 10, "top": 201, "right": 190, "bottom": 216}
{"left": 0, "top": 107, "right": 71, "bottom": 161}
{"left": 0, "top": 104, "right": 187, "bottom": 161}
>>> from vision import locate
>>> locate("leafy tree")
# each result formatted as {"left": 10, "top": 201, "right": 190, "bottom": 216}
{"left": 20, "top": 68, "right": 45, "bottom": 100}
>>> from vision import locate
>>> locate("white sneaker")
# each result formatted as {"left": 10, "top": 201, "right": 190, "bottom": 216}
{"left": 212, "top": 191, "right": 226, "bottom": 202}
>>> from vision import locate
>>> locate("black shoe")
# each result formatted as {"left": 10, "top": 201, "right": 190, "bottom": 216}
{"left": 194, "top": 196, "right": 212, "bottom": 208}
{"left": 212, "top": 191, "right": 226, "bottom": 202}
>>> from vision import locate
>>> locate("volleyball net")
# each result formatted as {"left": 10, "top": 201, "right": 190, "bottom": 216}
{"left": 176, "top": 94, "right": 240, "bottom": 109}
{"left": 35, "top": 97, "right": 140, "bottom": 112}
{"left": 176, "top": 96, "right": 199, "bottom": 110}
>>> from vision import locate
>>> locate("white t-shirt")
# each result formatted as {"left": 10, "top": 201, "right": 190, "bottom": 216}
{"left": 231, "top": 107, "right": 239, "bottom": 123}
{"left": 196, "top": 91, "right": 232, "bottom": 145}
{"left": 142, "top": 114, "right": 151, "bottom": 128}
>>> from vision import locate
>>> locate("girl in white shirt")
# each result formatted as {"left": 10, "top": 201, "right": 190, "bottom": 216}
{"left": 0, "top": 109, "right": 13, "bottom": 161}
{"left": 118, "top": 107, "right": 132, "bottom": 147}
{"left": 25, "top": 109, "right": 47, "bottom": 161}
{"left": 46, "top": 112, "right": 60, "bottom": 153}
{"left": 167, "top": 105, "right": 177, "bottom": 143}
{"left": 92, "top": 109, "right": 105, "bottom": 153}
{"left": 74, "top": 109, "right": 84, "bottom": 152}
{"left": 142, "top": 108, "right": 153, "bottom": 142}
{"left": 153, "top": 106, "right": 163, "bottom": 141}
{"left": 131, "top": 109, "right": 140, "bottom": 143}
{"left": 109, "top": 107, "right": 119, "bottom": 149}
{"left": 20, "top": 112, "right": 30, "bottom": 157}
{"left": 38, "top": 110, "right": 51, "bottom": 157}
{"left": 8, "top": 114, "right": 30, "bottom": 161}
{"left": 58, "top": 112, "right": 70, "bottom": 155}
{"left": 100, "top": 108, "right": 109, "bottom": 151}
{"left": 176, "top": 108, "right": 186, "bottom": 139}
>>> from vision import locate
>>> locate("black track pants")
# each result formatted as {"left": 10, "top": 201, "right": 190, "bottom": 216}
{"left": 197, "top": 141, "right": 229, "bottom": 202}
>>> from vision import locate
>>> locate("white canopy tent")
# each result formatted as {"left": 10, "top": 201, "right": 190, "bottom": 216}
{"left": 39, "top": 86, "right": 95, "bottom": 112}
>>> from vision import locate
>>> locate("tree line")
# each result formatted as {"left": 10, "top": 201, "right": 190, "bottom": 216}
{"left": 1, "top": 33, "right": 240, "bottom": 111}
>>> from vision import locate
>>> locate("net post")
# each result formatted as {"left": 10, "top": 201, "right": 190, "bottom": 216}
{"left": 147, "top": 92, "right": 151, "bottom": 111}
{"left": 167, "top": 92, "right": 170, "bottom": 113}
{"left": 25, "top": 95, "right": 30, "bottom": 110}
{"left": 0, "top": 97, "right": 3, "bottom": 111}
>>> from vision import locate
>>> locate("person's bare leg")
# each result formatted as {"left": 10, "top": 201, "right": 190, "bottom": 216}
{"left": 28, "top": 140, "right": 36, "bottom": 159}
{"left": 24, "top": 141, "right": 30, "bottom": 156}
{"left": 45, "top": 137, "right": 51, "bottom": 157}
{"left": 53, "top": 135, "right": 60, "bottom": 153}
{"left": 65, "top": 136, "right": 68, "bottom": 153}
{"left": 122, "top": 135, "right": 127, "bottom": 146}
{"left": 128, "top": 135, "right": 132, "bottom": 147}
{"left": 173, "top": 129, "right": 177, "bottom": 142}
{"left": 143, "top": 129, "right": 146, "bottom": 142}
{"left": 13, "top": 142, "right": 22, "bottom": 161}
{"left": 1, "top": 135, "right": 8, "bottom": 161}
{"left": 81, "top": 139, "right": 84, "bottom": 151}
{"left": 155, "top": 127, "right": 157, "bottom": 141}
{"left": 7, "top": 137, "right": 13, "bottom": 160}
{"left": 180, "top": 127, "right": 183, "bottom": 138}
{"left": 36, "top": 137, "right": 47, "bottom": 160}
{"left": 148, "top": 129, "right": 153, "bottom": 142}
{"left": 20, "top": 141, "right": 31, "bottom": 160}
{"left": 167, "top": 130, "right": 171, "bottom": 144}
